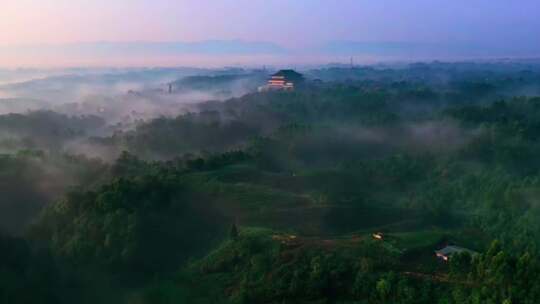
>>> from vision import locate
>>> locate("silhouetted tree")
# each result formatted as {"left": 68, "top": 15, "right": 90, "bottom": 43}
{"left": 230, "top": 222, "right": 239, "bottom": 241}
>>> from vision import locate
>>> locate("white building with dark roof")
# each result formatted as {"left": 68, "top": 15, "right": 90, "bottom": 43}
{"left": 435, "top": 245, "right": 476, "bottom": 261}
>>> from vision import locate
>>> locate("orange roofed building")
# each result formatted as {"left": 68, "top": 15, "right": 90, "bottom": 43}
{"left": 259, "top": 69, "right": 305, "bottom": 92}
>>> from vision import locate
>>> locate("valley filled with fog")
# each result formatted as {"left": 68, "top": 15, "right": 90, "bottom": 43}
{"left": 3, "top": 0, "right": 540, "bottom": 303}
{"left": 2, "top": 61, "right": 540, "bottom": 303}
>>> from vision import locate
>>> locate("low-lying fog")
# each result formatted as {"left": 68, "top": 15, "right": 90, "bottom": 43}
{"left": 0, "top": 67, "right": 266, "bottom": 127}
{"left": 0, "top": 67, "right": 269, "bottom": 234}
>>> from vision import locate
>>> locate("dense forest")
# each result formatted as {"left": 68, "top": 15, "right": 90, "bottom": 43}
{"left": 2, "top": 62, "right": 540, "bottom": 303}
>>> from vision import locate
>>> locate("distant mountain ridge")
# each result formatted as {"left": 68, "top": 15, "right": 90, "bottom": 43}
{"left": 319, "top": 41, "right": 540, "bottom": 58}
{"left": 0, "top": 40, "right": 288, "bottom": 56}
{"left": 1, "top": 40, "right": 538, "bottom": 66}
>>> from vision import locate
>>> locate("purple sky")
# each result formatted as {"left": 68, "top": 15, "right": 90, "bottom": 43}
{"left": 1, "top": 0, "right": 539, "bottom": 66}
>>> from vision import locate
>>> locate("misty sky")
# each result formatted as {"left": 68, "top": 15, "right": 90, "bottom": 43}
{"left": 1, "top": 0, "right": 539, "bottom": 67}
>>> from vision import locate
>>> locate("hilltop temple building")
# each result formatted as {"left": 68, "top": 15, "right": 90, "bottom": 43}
{"left": 259, "top": 70, "right": 304, "bottom": 91}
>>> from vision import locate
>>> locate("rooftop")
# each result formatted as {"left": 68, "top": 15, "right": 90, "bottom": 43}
{"left": 271, "top": 69, "right": 304, "bottom": 80}
{"left": 435, "top": 245, "right": 476, "bottom": 256}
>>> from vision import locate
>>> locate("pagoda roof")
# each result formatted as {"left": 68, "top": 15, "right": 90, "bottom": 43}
{"left": 272, "top": 69, "right": 304, "bottom": 78}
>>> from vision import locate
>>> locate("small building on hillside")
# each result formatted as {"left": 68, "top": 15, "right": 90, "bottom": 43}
{"left": 435, "top": 245, "right": 476, "bottom": 262}
{"left": 372, "top": 232, "right": 384, "bottom": 240}
{"left": 259, "top": 69, "right": 305, "bottom": 92}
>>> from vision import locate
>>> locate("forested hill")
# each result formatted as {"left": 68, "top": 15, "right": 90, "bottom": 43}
{"left": 2, "top": 62, "right": 540, "bottom": 303}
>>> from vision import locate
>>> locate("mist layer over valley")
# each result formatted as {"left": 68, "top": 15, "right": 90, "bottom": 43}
{"left": 0, "top": 67, "right": 265, "bottom": 123}
{"left": 2, "top": 61, "right": 540, "bottom": 233}
{"left": 2, "top": 61, "right": 540, "bottom": 303}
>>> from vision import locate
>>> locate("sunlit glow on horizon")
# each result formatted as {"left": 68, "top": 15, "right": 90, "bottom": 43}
{"left": 1, "top": 0, "right": 539, "bottom": 67}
